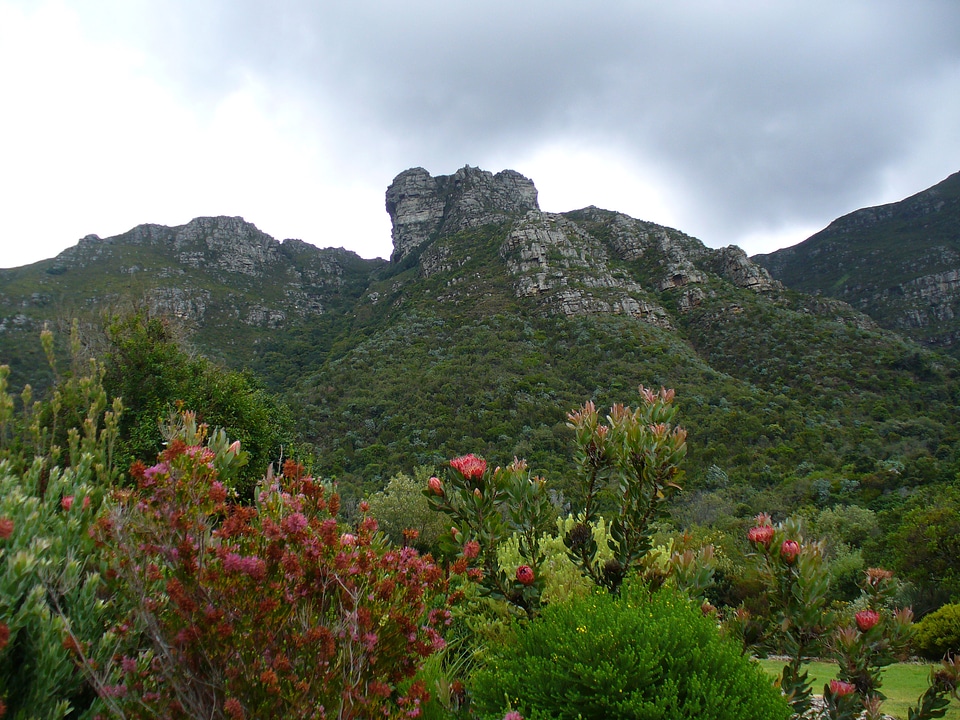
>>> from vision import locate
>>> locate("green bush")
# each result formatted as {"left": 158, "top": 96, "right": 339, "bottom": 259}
{"left": 914, "top": 603, "right": 960, "bottom": 660}
{"left": 469, "top": 584, "right": 790, "bottom": 720}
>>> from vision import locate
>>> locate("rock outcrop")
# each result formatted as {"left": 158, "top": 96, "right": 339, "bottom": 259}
{"left": 385, "top": 166, "right": 538, "bottom": 262}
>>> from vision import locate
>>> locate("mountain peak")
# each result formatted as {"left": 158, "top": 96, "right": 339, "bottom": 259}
{"left": 385, "top": 166, "right": 538, "bottom": 262}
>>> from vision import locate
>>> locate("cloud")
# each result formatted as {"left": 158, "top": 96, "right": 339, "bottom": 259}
{"left": 2, "top": 0, "right": 959, "bottom": 267}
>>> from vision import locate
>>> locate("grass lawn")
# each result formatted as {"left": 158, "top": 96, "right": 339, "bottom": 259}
{"left": 758, "top": 659, "right": 960, "bottom": 720}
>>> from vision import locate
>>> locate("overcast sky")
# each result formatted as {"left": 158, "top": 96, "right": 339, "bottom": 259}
{"left": 2, "top": 0, "right": 959, "bottom": 269}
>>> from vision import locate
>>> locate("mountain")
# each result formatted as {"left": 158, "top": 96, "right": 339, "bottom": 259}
{"left": 2, "top": 165, "right": 959, "bottom": 516}
{"left": 753, "top": 170, "right": 960, "bottom": 354}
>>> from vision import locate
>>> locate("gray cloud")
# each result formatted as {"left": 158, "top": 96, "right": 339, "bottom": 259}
{"left": 6, "top": 0, "right": 960, "bottom": 263}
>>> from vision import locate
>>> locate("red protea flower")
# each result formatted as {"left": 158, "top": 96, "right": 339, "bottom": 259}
{"left": 829, "top": 679, "right": 856, "bottom": 697}
{"left": 748, "top": 524, "right": 775, "bottom": 546}
{"left": 855, "top": 609, "right": 880, "bottom": 632}
{"left": 515, "top": 565, "right": 535, "bottom": 586}
{"left": 780, "top": 539, "right": 801, "bottom": 564}
{"left": 427, "top": 476, "right": 444, "bottom": 496}
{"left": 450, "top": 454, "right": 487, "bottom": 482}
{"left": 462, "top": 540, "right": 480, "bottom": 560}
{"left": 61, "top": 495, "right": 75, "bottom": 511}
{"left": 0, "top": 518, "right": 13, "bottom": 540}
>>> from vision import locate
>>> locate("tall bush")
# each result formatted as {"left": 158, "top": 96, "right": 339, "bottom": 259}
{"left": 89, "top": 414, "right": 459, "bottom": 719}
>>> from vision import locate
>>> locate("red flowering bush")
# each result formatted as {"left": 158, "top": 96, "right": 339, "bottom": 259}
{"left": 731, "top": 515, "right": 833, "bottom": 716}
{"left": 425, "top": 456, "right": 554, "bottom": 616}
{"left": 91, "top": 414, "right": 459, "bottom": 720}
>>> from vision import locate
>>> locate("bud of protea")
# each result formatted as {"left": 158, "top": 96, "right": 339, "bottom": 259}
{"left": 855, "top": 609, "right": 880, "bottom": 632}
{"left": 748, "top": 524, "right": 775, "bottom": 546}
{"left": 427, "top": 476, "right": 444, "bottom": 496}
{"left": 780, "top": 539, "right": 800, "bottom": 564}
{"left": 515, "top": 565, "right": 535, "bottom": 586}
{"left": 829, "top": 679, "right": 856, "bottom": 697}
{"left": 566, "top": 522, "right": 592, "bottom": 549}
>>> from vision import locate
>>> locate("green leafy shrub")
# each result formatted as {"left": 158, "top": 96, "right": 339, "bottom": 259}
{"left": 469, "top": 584, "right": 790, "bottom": 720}
{"left": 914, "top": 603, "right": 960, "bottom": 660}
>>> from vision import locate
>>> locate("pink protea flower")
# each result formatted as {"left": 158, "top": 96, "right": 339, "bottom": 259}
{"left": 61, "top": 495, "right": 75, "bottom": 511}
{"left": 748, "top": 524, "right": 775, "bottom": 546}
{"left": 340, "top": 533, "right": 357, "bottom": 546}
{"left": 450, "top": 454, "right": 487, "bottom": 482}
{"left": 503, "top": 712, "right": 525, "bottom": 720}
{"left": 427, "top": 476, "right": 444, "bottom": 496}
{"left": 829, "top": 679, "right": 856, "bottom": 697}
{"left": 780, "top": 539, "right": 801, "bottom": 564}
{"left": 516, "top": 565, "right": 535, "bottom": 586}
{"left": 855, "top": 609, "right": 880, "bottom": 632}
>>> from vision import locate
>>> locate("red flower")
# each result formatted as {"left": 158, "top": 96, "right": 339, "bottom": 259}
{"left": 61, "top": 495, "right": 75, "bottom": 511}
{"left": 748, "top": 524, "right": 775, "bottom": 546}
{"left": 515, "top": 565, "right": 535, "bottom": 586}
{"left": 0, "top": 518, "right": 13, "bottom": 540}
{"left": 780, "top": 539, "right": 800, "bottom": 564}
{"left": 427, "top": 476, "right": 444, "bottom": 496}
{"left": 462, "top": 540, "right": 480, "bottom": 560}
{"left": 829, "top": 679, "right": 856, "bottom": 697}
{"left": 855, "top": 609, "right": 880, "bottom": 632}
{"left": 450, "top": 454, "right": 487, "bottom": 482}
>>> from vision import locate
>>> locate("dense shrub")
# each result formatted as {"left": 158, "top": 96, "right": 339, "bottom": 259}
{"left": 914, "top": 603, "right": 960, "bottom": 660}
{"left": 469, "top": 583, "right": 790, "bottom": 720}
{"left": 91, "top": 414, "right": 458, "bottom": 720}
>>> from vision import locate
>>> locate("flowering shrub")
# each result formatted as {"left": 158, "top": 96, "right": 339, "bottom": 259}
{"left": 1, "top": 342, "right": 122, "bottom": 719}
{"left": 470, "top": 583, "right": 791, "bottom": 720}
{"left": 91, "top": 415, "right": 460, "bottom": 720}
{"left": 0, "top": 455, "right": 114, "bottom": 720}
{"left": 731, "top": 514, "right": 834, "bottom": 716}
{"left": 425, "top": 456, "right": 554, "bottom": 616}
{"left": 563, "top": 387, "right": 688, "bottom": 594}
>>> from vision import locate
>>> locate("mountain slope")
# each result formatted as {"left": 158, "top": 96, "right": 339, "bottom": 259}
{"left": 2, "top": 166, "right": 958, "bottom": 517}
{"left": 753, "top": 170, "right": 960, "bottom": 353}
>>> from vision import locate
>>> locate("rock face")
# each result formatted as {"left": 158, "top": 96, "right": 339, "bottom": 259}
{"left": 381, "top": 166, "right": 793, "bottom": 329}
{"left": 754, "top": 170, "right": 960, "bottom": 353}
{"left": 385, "top": 166, "right": 538, "bottom": 262}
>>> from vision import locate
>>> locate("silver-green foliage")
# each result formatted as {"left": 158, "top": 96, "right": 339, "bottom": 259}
{"left": 0, "top": 457, "right": 115, "bottom": 719}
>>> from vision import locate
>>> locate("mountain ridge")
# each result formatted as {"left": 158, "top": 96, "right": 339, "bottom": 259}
{"left": 753, "top": 170, "right": 960, "bottom": 354}
{"left": 1, "top": 166, "right": 958, "bottom": 510}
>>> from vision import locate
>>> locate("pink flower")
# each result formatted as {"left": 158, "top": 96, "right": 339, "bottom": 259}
{"left": 516, "top": 565, "right": 535, "bottom": 586}
{"left": 340, "top": 533, "right": 357, "bottom": 546}
{"left": 61, "top": 495, "right": 75, "bottom": 511}
{"left": 780, "top": 539, "right": 800, "bottom": 564}
{"left": 462, "top": 540, "right": 480, "bottom": 560}
{"left": 503, "top": 712, "right": 525, "bottom": 720}
{"left": 427, "top": 476, "right": 444, "bottom": 496}
{"left": 855, "top": 609, "right": 880, "bottom": 632}
{"left": 358, "top": 500, "right": 370, "bottom": 513}
{"left": 829, "top": 679, "right": 856, "bottom": 697}
{"left": 450, "top": 454, "right": 487, "bottom": 482}
{"left": 748, "top": 525, "right": 775, "bottom": 546}
{"left": 280, "top": 512, "right": 308, "bottom": 536}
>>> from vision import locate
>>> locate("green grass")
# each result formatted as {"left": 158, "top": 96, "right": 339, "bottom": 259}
{"left": 758, "top": 659, "right": 960, "bottom": 720}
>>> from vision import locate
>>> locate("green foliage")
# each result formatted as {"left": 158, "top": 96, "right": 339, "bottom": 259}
{"left": 366, "top": 469, "right": 448, "bottom": 551}
{"left": 101, "top": 311, "right": 294, "bottom": 495}
{"left": 469, "top": 584, "right": 791, "bottom": 720}
{"left": 563, "top": 388, "right": 688, "bottom": 593}
{"left": 915, "top": 604, "right": 960, "bottom": 660}
{"left": 879, "top": 485, "right": 960, "bottom": 604}
{"left": 0, "top": 343, "right": 122, "bottom": 719}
